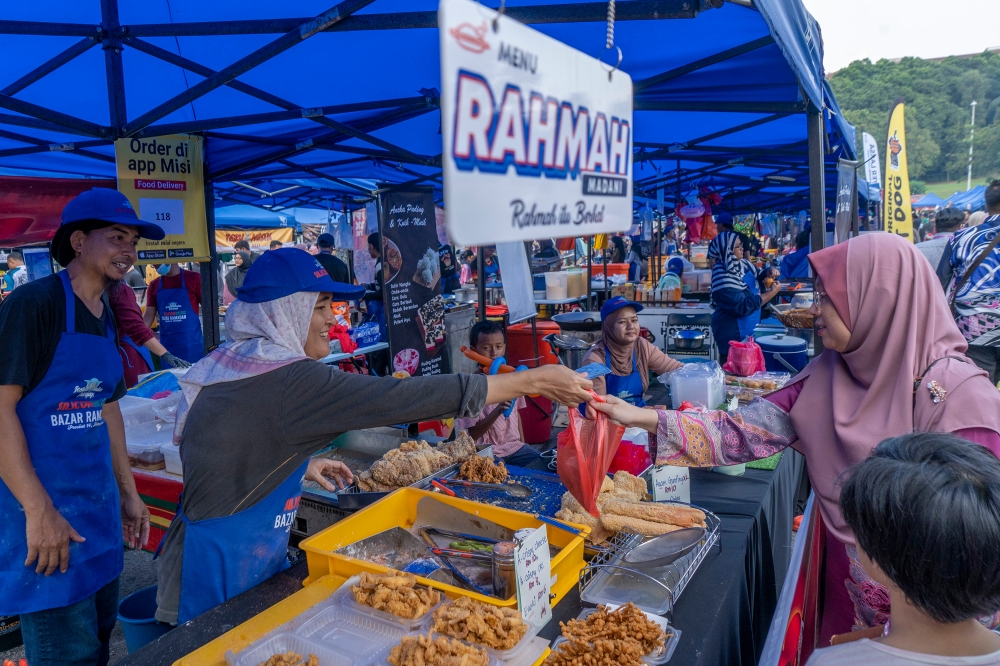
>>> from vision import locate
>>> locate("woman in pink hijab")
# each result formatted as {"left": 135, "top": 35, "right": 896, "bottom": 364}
{"left": 590, "top": 233, "right": 1000, "bottom": 639}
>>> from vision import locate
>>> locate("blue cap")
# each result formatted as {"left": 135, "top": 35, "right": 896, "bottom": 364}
{"left": 238, "top": 247, "right": 365, "bottom": 303}
{"left": 61, "top": 188, "right": 166, "bottom": 240}
{"left": 601, "top": 295, "right": 643, "bottom": 320}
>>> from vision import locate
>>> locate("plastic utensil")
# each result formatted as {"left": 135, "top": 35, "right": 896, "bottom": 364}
{"left": 434, "top": 478, "right": 532, "bottom": 498}
{"left": 428, "top": 546, "right": 493, "bottom": 562}
{"left": 534, "top": 513, "right": 584, "bottom": 535}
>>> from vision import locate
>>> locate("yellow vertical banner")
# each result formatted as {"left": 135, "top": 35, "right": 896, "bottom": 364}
{"left": 883, "top": 100, "right": 913, "bottom": 241}
{"left": 115, "top": 134, "right": 210, "bottom": 263}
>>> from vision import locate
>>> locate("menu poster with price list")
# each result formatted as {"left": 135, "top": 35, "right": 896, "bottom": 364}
{"left": 514, "top": 526, "right": 552, "bottom": 629}
{"left": 653, "top": 465, "right": 691, "bottom": 504}
{"left": 115, "top": 134, "right": 210, "bottom": 263}
{"left": 377, "top": 188, "right": 450, "bottom": 377}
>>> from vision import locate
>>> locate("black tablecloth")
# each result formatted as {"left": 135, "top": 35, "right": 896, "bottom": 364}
{"left": 120, "top": 452, "right": 807, "bottom": 666}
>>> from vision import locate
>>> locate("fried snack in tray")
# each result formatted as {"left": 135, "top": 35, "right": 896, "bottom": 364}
{"left": 601, "top": 499, "right": 706, "bottom": 529}
{"left": 357, "top": 432, "right": 477, "bottom": 491}
{"left": 459, "top": 455, "right": 509, "bottom": 484}
{"left": 431, "top": 596, "right": 529, "bottom": 651}
{"left": 258, "top": 652, "right": 318, "bottom": 666}
{"left": 388, "top": 633, "right": 489, "bottom": 666}
{"left": 351, "top": 570, "right": 441, "bottom": 619}
{"left": 544, "top": 603, "right": 667, "bottom": 666}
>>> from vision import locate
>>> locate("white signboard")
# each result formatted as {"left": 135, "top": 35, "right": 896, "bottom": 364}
{"left": 439, "top": 0, "right": 634, "bottom": 246}
{"left": 862, "top": 132, "right": 881, "bottom": 188}
{"left": 652, "top": 465, "right": 691, "bottom": 504}
{"left": 496, "top": 241, "right": 536, "bottom": 324}
{"left": 514, "top": 525, "right": 552, "bottom": 628}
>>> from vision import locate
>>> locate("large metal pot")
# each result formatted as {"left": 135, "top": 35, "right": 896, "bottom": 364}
{"left": 551, "top": 311, "right": 603, "bottom": 332}
{"left": 671, "top": 330, "right": 704, "bottom": 350}
{"left": 454, "top": 286, "right": 478, "bottom": 303}
{"left": 543, "top": 333, "right": 592, "bottom": 370}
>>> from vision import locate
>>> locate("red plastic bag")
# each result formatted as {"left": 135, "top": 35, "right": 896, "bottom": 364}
{"left": 557, "top": 394, "right": 625, "bottom": 517}
{"left": 328, "top": 324, "right": 358, "bottom": 354}
{"left": 722, "top": 336, "right": 766, "bottom": 376}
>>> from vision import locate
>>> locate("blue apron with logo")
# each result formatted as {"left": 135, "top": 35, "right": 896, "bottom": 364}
{"left": 603, "top": 345, "right": 647, "bottom": 407}
{"left": 156, "top": 270, "right": 203, "bottom": 363}
{"left": 0, "top": 270, "right": 124, "bottom": 615}
{"left": 175, "top": 459, "right": 309, "bottom": 623}
{"left": 122, "top": 336, "right": 155, "bottom": 373}
{"left": 737, "top": 270, "right": 762, "bottom": 341}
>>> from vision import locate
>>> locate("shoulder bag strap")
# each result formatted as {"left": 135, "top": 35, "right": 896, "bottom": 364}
{"left": 949, "top": 228, "right": 1000, "bottom": 314}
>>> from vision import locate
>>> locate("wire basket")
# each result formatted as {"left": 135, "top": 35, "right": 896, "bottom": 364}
{"left": 577, "top": 504, "right": 721, "bottom": 619}
{"left": 774, "top": 308, "right": 814, "bottom": 329}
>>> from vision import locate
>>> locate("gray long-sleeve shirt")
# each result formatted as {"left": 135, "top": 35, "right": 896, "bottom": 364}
{"left": 155, "top": 359, "right": 487, "bottom": 623}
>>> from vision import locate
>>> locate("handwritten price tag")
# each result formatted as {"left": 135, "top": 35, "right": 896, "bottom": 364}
{"left": 652, "top": 465, "right": 690, "bottom": 504}
{"left": 515, "top": 526, "right": 552, "bottom": 629}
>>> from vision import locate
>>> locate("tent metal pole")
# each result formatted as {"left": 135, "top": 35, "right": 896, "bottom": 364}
{"left": 0, "top": 112, "right": 93, "bottom": 135}
{"left": 1, "top": 37, "right": 97, "bottom": 96}
{"left": 634, "top": 36, "right": 774, "bottom": 91}
{"left": 807, "top": 106, "right": 826, "bottom": 354}
{"left": 0, "top": 128, "right": 114, "bottom": 162}
{"left": 100, "top": 0, "right": 128, "bottom": 134}
{"left": 0, "top": 20, "right": 94, "bottom": 36}
{"left": 635, "top": 101, "right": 807, "bottom": 114}
{"left": 0, "top": 94, "right": 108, "bottom": 137}
{"left": 121, "top": 0, "right": 378, "bottom": 136}
{"left": 201, "top": 178, "right": 222, "bottom": 352}
{"left": 477, "top": 252, "right": 486, "bottom": 323}
{"left": 587, "top": 236, "right": 593, "bottom": 310}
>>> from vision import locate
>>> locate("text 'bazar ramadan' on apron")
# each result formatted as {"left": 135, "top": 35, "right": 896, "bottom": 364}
{"left": 0, "top": 270, "right": 124, "bottom": 615}
{"left": 156, "top": 270, "right": 204, "bottom": 363}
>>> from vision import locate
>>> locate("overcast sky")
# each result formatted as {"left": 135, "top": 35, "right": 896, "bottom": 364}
{"left": 800, "top": 0, "right": 1000, "bottom": 73}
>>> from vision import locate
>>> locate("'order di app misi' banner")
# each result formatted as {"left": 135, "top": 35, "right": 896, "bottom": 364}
{"left": 115, "top": 134, "right": 210, "bottom": 263}
{"left": 439, "top": 0, "right": 633, "bottom": 246}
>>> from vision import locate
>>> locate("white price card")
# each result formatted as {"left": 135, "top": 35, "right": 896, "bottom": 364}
{"left": 652, "top": 465, "right": 691, "bottom": 504}
{"left": 139, "top": 198, "right": 185, "bottom": 236}
{"left": 515, "top": 525, "right": 552, "bottom": 629}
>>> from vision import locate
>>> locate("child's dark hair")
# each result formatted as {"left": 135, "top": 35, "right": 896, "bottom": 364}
{"left": 840, "top": 433, "right": 1000, "bottom": 623}
{"left": 469, "top": 320, "right": 505, "bottom": 348}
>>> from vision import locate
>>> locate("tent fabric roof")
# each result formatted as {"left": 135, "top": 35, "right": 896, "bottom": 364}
{"left": 0, "top": 0, "right": 855, "bottom": 217}
{"left": 213, "top": 204, "right": 298, "bottom": 229}
{"left": 913, "top": 192, "right": 945, "bottom": 208}
{"left": 943, "top": 185, "right": 987, "bottom": 211}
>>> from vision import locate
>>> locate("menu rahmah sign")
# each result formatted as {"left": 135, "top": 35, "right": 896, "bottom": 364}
{"left": 439, "top": 0, "right": 634, "bottom": 246}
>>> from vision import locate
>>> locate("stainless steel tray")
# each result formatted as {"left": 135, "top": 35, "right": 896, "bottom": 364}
{"left": 578, "top": 502, "right": 721, "bottom": 619}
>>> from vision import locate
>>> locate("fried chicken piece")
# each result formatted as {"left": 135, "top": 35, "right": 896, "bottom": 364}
{"left": 560, "top": 603, "right": 665, "bottom": 654}
{"left": 459, "top": 456, "right": 509, "bottom": 484}
{"left": 258, "top": 652, "right": 319, "bottom": 666}
{"left": 599, "top": 476, "right": 615, "bottom": 494}
{"left": 599, "top": 513, "right": 686, "bottom": 537}
{"left": 601, "top": 499, "right": 706, "bottom": 528}
{"left": 388, "top": 633, "right": 489, "bottom": 666}
{"left": 431, "top": 596, "right": 528, "bottom": 650}
{"left": 370, "top": 441, "right": 451, "bottom": 486}
{"left": 438, "top": 431, "right": 477, "bottom": 463}
{"left": 352, "top": 570, "right": 442, "bottom": 619}
{"left": 356, "top": 470, "right": 396, "bottom": 492}
{"left": 544, "top": 638, "right": 646, "bottom": 666}
{"left": 610, "top": 471, "right": 650, "bottom": 502}
{"left": 555, "top": 509, "right": 611, "bottom": 544}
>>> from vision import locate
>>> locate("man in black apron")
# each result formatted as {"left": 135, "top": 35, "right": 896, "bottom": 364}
{"left": 0, "top": 188, "right": 161, "bottom": 665}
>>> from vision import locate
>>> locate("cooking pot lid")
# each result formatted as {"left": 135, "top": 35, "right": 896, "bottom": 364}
{"left": 756, "top": 334, "right": 808, "bottom": 350}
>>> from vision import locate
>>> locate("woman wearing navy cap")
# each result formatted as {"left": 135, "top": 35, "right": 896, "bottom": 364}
{"left": 580, "top": 296, "right": 683, "bottom": 406}
{"left": 0, "top": 188, "right": 159, "bottom": 666}
{"left": 154, "top": 248, "right": 593, "bottom": 625}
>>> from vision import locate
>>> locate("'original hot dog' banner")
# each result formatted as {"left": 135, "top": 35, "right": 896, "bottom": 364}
{"left": 439, "top": 0, "right": 633, "bottom": 245}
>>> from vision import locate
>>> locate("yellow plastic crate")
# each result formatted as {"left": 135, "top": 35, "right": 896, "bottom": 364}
{"left": 298, "top": 488, "right": 589, "bottom": 609}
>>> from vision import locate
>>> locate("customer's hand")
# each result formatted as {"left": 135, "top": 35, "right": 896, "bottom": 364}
{"left": 25, "top": 503, "right": 86, "bottom": 575}
{"left": 160, "top": 352, "right": 192, "bottom": 369}
{"left": 121, "top": 490, "right": 151, "bottom": 550}
{"left": 586, "top": 394, "right": 659, "bottom": 431}
{"left": 531, "top": 365, "right": 594, "bottom": 406}
{"left": 306, "top": 458, "right": 354, "bottom": 492}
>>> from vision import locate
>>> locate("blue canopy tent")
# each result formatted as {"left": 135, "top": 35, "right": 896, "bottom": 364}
{"left": 213, "top": 204, "right": 298, "bottom": 229}
{"left": 943, "top": 185, "right": 986, "bottom": 211}
{"left": 914, "top": 192, "right": 945, "bottom": 208}
{"left": 0, "top": 0, "right": 854, "bottom": 346}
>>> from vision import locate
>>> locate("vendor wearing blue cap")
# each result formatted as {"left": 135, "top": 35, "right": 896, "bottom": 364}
{"left": 154, "top": 248, "right": 593, "bottom": 625}
{"left": 581, "top": 296, "right": 683, "bottom": 405}
{"left": 0, "top": 188, "right": 161, "bottom": 665}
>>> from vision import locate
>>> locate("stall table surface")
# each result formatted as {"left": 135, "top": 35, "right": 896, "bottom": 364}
{"left": 120, "top": 452, "right": 806, "bottom": 666}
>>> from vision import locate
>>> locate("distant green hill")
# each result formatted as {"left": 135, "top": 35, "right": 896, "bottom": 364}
{"left": 829, "top": 52, "right": 1000, "bottom": 184}
{"left": 923, "top": 179, "right": 992, "bottom": 199}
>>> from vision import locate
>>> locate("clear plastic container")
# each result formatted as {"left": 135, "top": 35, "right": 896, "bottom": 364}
{"left": 545, "top": 272, "right": 568, "bottom": 300}
{"left": 296, "top": 606, "right": 405, "bottom": 662}
{"left": 420, "top": 609, "right": 543, "bottom": 663}
{"left": 550, "top": 610, "right": 681, "bottom": 665}
{"left": 226, "top": 632, "right": 351, "bottom": 666}
{"left": 376, "top": 634, "right": 502, "bottom": 666}
{"left": 160, "top": 442, "right": 182, "bottom": 476}
{"left": 332, "top": 575, "right": 443, "bottom": 631}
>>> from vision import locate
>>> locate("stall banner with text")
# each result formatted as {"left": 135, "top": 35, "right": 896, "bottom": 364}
{"left": 215, "top": 228, "right": 294, "bottom": 253}
{"left": 378, "top": 189, "right": 449, "bottom": 377}
{"left": 439, "top": 0, "right": 633, "bottom": 246}
{"left": 515, "top": 526, "right": 552, "bottom": 628}
{"left": 862, "top": 132, "right": 881, "bottom": 189}
{"left": 115, "top": 134, "right": 210, "bottom": 263}
{"left": 834, "top": 160, "right": 856, "bottom": 244}
{"left": 883, "top": 100, "right": 914, "bottom": 241}
{"left": 652, "top": 465, "right": 690, "bottom": 504}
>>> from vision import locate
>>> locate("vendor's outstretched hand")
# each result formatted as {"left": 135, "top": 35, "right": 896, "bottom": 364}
{"left": 160, "top": 352, "right": 192, "bottom": 369}
{"left": 306, "top": 458, "right": 354, "bottom": 492}
{"left": 587, "top": 394, "right": 659, "bottom": 431}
